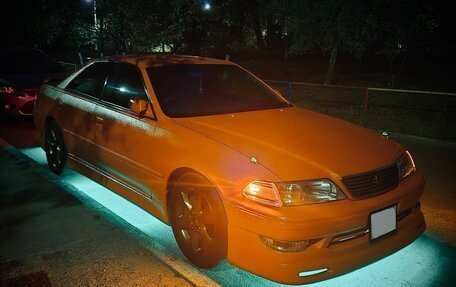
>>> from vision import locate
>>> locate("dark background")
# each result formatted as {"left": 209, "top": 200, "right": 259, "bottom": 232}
{"left": 1, "top": 0, "right": 455, "bottom": 91}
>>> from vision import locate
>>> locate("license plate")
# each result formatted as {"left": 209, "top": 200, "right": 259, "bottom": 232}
{"left": 370, "top": 205, "right": 397, "bottom": 240}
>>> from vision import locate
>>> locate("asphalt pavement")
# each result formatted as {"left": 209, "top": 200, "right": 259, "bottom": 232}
{"left": 0, "top": 145, "right": 197, "bottom": 287}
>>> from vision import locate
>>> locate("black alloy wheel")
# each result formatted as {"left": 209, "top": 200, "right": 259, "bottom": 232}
{"left": 45, "top": 121, "right": 67, "bottom": 175}
{"left": 169, "top": 172, "right": 228, "bottom": 269}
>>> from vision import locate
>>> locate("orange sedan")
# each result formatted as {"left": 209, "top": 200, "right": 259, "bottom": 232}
{"left": 33, "top": 55, "right": 425, "bottom": 284}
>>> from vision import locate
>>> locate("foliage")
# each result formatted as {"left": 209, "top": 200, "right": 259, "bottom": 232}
{"left": 0, "top": 0, "right": 452, "bottom": 83}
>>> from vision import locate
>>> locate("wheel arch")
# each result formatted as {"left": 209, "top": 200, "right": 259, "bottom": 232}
{"left": 45, "top": 116, "right": 57, "bottom": 127}
{"left": 165, "top": 167, "right": 226, "bottom": 220}
{"left": 166, "top": 167, "right": 229, "bottom": 268}
{"left": 44, "top": 116, "right": 67, "bottom": 145}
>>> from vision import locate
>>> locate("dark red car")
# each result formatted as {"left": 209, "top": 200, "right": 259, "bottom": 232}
{"left": 0, "top": 47, "right": 66, "bottom": 117}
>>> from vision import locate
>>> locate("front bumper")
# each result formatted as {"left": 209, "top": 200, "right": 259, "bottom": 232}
{"left": 1, "top": 94, "right": 36, "bottom": 116}
{"left": 224, "top": 171, "right": 425, "bottom": 284}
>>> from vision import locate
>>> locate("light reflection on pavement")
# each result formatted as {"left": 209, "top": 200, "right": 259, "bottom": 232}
{"left": 21, "top": 147, "right": 456, "bottom": 287}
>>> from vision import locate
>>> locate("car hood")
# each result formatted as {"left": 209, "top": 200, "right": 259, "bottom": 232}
{"left": 173, "top": 107, "right": 404, "bottom": 181}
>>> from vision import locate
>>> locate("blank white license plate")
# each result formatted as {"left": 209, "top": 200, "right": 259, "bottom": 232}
{"left": 370, "top": 205, "right": 397, "bottom": 240}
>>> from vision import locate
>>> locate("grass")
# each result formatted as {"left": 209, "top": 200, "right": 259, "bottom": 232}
{"left": 236, "top": 55, "right": 456, "bottom": 142}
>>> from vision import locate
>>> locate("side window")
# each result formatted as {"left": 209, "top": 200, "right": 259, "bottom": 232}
{"left": 101, "top": 63, "right": 147, "bottom": 109}
{"left": 67, "top": 62, "right": 111, "bottom": 98}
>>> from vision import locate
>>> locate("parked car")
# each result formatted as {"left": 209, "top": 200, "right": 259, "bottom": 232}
{"left": 33, "top": 55, "right": 425, "bottom": 284}
{"left": 0, "top": 47, "right": 66, "bottom": 117}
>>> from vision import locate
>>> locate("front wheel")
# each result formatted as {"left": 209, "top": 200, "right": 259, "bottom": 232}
{"left": 168, "top": 173, "right": 228, "bottom": 269}
{"left": 45, "top": 121, "right": 67, "bottom": 175}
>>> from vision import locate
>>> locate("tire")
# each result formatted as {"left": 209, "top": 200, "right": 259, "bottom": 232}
{"left": 168, "top": 172, "right": 228, "bottom": 269}
{"left": 45, "top": 121, "right": 67, "bottom": 175}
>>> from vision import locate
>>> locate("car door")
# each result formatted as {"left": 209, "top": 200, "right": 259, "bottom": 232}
{"left": 91, "top": 63, "right": 163, "bottom": 209}
{"left": 58, "top": 62, "right": 111, "bottom": 165}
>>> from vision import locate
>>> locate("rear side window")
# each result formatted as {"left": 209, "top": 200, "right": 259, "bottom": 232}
{"left": 101, "top": 63, "right": 147, "bottom": 109}
{"left": 67, "top": 62, "right": 112, "bottom": 98}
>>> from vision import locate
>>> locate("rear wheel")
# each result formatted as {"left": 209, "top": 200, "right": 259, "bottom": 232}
{"left": 169, "top": 173, "right": 227, "bottom": 268}
{"left": 45, "top": 121, "right": 67, "bottom": 175}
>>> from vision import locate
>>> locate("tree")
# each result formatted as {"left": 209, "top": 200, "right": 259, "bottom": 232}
{"left": 0, "top": 0, "right": 80, "bottom": 51}
{"left": 372, "top": 0, "right": 439, "bottom": 87}
{"left": 287, "top": 0, "right": 377, "bottom": 84}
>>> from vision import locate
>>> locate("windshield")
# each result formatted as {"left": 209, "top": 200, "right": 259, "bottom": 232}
{"left": 147, "top": 64, "right": 290, "bottom": 117}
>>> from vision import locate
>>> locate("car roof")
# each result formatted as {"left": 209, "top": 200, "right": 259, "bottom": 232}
{"left": 97, "top": 54, "right": 235, "bottom": 69}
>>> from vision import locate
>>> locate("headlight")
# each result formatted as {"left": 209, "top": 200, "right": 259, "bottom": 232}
{"left": 397, "top": 150, "right": 416, "bottom": 180}
{"left": 242, "top": 179, "right": 346, "bottom": 207}
{"left": 242, "top": 181, "right": 282, "bottom": 207}
{"left": 277, "top": 180, "right": 346, "bottom": 206}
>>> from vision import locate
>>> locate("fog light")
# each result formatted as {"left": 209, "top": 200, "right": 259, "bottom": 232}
{"left": 4, "top": 103, "right": 11, "bottom": 110}
{"left": 260, "top": 235, "right": 309, "bottom": 252}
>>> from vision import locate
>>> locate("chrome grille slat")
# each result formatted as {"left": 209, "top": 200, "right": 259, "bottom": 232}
{"left": 347, "top": 177, "right": 397, "bottom": 189}
{"left": 344, "top": 178, "right": 397, "bottom": 189}
{"left": 349, "top": 183, "right": 397, "bottom": 194}
{"left": 342, "top": 163, "right": 399, "bottom": 199}
{"left": 344, "top": 169, "right": 397, "bottom": 182}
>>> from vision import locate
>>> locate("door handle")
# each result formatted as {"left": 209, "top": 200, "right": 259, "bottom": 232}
{"left": 95, "top": 116, "right": 104, "bottom": 125}
{"left": 56, "top": 99, "right": 64, "bottom": 109}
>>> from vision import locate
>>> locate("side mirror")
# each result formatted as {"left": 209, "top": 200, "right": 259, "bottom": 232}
{"left": 129, "top": 97, "right": 149, "bottom": 116}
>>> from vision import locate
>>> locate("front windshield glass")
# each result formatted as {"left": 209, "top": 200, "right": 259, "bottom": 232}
{"left": 147, "top": 64, "right": 290, "bottom": 117}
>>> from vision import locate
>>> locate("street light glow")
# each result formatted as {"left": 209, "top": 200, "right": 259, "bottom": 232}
{"left": 203, "top": 2, "right": 211, "bottom": 11}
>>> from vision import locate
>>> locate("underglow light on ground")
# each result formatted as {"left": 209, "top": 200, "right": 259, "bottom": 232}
{"left": 21, "top": 147, "right": 456, "bottom": 287}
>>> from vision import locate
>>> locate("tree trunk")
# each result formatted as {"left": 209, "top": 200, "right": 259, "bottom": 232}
{"left": 252, "top": 12, "right": 266, "bottom": 50}
{"left": 325, "top": 45, "right": 338, "bottom": 85}
{"left": 98, "top": 12, "right": 104, "bottom": 52}
{"left": 395, "top": 51, "right": 407, "bottom": 87}
{"left": 389, "top": 52, "right": 396, "bottom": 86}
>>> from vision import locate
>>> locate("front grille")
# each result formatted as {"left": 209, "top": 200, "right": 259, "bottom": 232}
{"left": 341, "top": 163, "right": 399, "bottom": 199}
